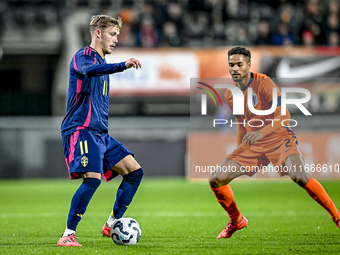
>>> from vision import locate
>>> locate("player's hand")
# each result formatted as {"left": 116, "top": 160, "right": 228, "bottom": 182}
{"left": 242, "top": 131, "right": 264, "bottom": 146}
{"left": 125, "top": 58, "right": 142, "bottom": 70}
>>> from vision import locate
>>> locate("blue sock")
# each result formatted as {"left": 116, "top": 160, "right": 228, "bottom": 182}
{"left": 67, "top": 178, "right": 101, "bottom": 231}
{"left": 113, "top": 168, "right": 143, "bottom": 218}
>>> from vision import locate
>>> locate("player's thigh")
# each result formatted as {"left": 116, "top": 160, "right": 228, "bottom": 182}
{"left": 81, "top": 171, "right": 102, "bottom": 179}
{"left": 209, "top": 158, "right": 246, "bottom": 188}
{"left": 103, "top": 135, "right": 137, "bottom": 176}
{"left": 285, "top": 154, "right": 310, "bottom": 186}
{"left": 111, "top": 155, "right": 141, "bottom": 176}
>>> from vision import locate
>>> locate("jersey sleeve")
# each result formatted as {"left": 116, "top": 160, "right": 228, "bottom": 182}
{"left": 224, "top": 88, "right": 247, "bottom": 145}
{"left": 74, "top": 53, "right": 127, "bottom": 77}
{"left": 224, "top": 89, "right": 233, "bottom": 113}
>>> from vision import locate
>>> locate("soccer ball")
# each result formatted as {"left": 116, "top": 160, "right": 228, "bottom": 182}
{"left": 110, "top": 217, "right": 141, "bottom": 245}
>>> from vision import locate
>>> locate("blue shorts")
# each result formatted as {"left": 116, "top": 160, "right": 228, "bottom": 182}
{"left": 62, "top": 128, "right": 133, "bottom": 182}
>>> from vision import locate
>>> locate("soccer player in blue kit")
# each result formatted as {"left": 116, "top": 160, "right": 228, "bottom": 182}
{"left": 57, "top": 15, "right": 143, "bottom": 247}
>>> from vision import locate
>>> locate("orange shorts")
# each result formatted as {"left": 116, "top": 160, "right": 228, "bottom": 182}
{"left": 227, "top": 128, "right": 302, "bottom": 176}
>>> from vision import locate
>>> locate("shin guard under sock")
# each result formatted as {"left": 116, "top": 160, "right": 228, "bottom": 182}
{"left": 67, "top": 178, "right": 101, "bottom": 230}
{"left": 113, "top": 168, "right": 143, "bottom": 218}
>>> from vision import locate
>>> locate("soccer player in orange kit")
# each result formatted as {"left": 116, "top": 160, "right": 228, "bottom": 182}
{"left": 209, "top": 46, "right": 340, "bottom": 238}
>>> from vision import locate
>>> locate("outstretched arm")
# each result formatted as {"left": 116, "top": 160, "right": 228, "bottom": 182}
{"left": 82, "top": 61, "right": 127, "bottom": 77}
{"left": 78, "top": 55, "right": 142, "bottom": 77}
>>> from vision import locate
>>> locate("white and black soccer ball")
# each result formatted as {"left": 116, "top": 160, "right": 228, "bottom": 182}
{"left": 110, "top": 217, "right": 141, "bottom": 245}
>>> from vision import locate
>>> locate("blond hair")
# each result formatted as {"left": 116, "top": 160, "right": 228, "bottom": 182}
{"left": 89, "top": 15, "right": 123, "bottom": 34}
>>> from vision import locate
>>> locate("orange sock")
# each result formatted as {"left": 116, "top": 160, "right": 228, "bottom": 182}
{"left": 303, "top": 178, "right": 340, "bottom": 222}
{"left": 211, "top": 184, "right": 242, "bottom": 224}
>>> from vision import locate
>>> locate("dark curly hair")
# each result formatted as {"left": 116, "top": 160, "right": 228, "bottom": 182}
{"left": 228, "top": 46, "right": 251, "bottom": 62}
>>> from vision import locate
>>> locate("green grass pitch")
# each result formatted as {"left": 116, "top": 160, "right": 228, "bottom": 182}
{"left": 0, "top": 178, "right": 339, "bottom": 254}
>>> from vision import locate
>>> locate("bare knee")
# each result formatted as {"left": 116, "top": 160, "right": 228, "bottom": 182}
{"left": 285, "top": 155, "right": 310, "bottom": 186}
{"left": 112, "top": 155, "right": 141, "bottom": 176}
{"left": 209, "top": 159, "right": 244, "bottom": 188}
{"left": 81, "top": 172, "right": 101, "bottom": 180}
{"left": 209, "top": 172, "right": 232, "bottom": 188}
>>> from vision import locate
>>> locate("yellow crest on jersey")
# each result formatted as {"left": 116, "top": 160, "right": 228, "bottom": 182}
{"left": 81, "top": 156, "right": 88, "bottom": 167}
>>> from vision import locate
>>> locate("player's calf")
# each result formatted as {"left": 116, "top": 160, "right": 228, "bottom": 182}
{"left": 113, "top": 168, "right": 143, "bottom": 218}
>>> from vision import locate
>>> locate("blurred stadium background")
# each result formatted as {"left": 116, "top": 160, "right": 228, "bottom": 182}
{"left": 0, "top": 0, "right": 340, "bottom": 179}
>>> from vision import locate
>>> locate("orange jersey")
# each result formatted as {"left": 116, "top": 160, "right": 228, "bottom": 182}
{"left": 224, "top": 72, "right": 290, "bottom": 137}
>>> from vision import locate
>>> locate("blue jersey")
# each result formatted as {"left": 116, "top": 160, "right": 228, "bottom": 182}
{"left": 61, "top": 46, "right": 126, "bottom": 137}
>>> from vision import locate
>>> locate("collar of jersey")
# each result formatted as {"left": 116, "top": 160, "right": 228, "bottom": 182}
{"left": 88, "top": 46, "right": 105, "bottom": 63}
{"left": 240, "top": 72, "right": 253, "bottom": 91}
